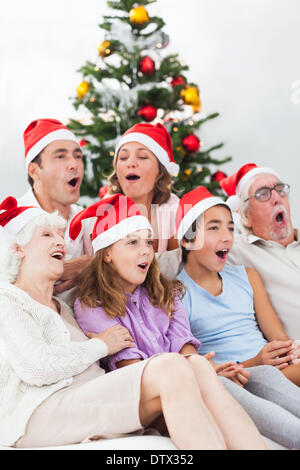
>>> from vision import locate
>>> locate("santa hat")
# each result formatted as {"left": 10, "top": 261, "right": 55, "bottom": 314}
{"left": 24, "top": 118, "right": 79, "bottom": 168}
{"left": 219, "top": 163, "right": 279, "bottom": 211}
{"left": 114, "top": 123, "right": 179, "bottom": 176}
{"left": 69, "top": 194, "right": 153, "bottom": 253}
{"left": 176, "top": 186, "right": 229, "bottom": 242}
{"left": 0, "top": 197, "right": 46, "bottom": 235}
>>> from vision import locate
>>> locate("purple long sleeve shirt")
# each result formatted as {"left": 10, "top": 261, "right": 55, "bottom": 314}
{"left": 74, "top": 285, "right": 201, "bottom": 371}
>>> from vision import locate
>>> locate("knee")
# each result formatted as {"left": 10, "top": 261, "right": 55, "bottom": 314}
{"left": 151, "top": 353, "right": 195, "bottom": 385}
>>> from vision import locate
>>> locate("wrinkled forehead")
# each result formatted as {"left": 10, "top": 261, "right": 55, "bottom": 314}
{"left": 249, "top": 173, "right": 281, "bottom": 194}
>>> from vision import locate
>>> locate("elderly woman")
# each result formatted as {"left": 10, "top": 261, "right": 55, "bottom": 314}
{"left": 108, "top": 123, "right": 180, "bottom": 253}
{"left": 0, "top": 197, "right": 267, "bottom": 450}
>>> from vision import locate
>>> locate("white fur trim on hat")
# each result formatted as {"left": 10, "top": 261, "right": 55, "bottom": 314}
{"left": 236, "top": 167, "right": 279, "bottom": 196}
{"left": 26, "top": 129, "right": 79, "bottom": 168}
{"left": 92, "top": 215, "right": 153, "bottom": 253}
{"left": 177, "top": 196, "right": 229, "bottom": 242}
{"left": 114, "top": 133, "right": 179, "bottom": 176}
{"left": 4, "top": 207, "right": 46, "bottom": 235}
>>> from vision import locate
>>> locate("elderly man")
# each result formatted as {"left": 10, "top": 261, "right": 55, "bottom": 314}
{"left": 18, "top": 118, "right": 93, "bottom": 303}
{"left": 220, "top": 163, "right": 300, "bottom": 340}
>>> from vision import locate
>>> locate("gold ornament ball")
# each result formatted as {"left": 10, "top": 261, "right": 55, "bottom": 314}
{"left": 181, "top": 86, "right": 200, "bottom": 106}
{"left": 98, "top": 40, "right": 112, "bottom": 57}
{"left": 76, "top": 81, "right": 90, "bottom": 99}
{"left": 129, "top": 5, "right": 149, "bottom": 24}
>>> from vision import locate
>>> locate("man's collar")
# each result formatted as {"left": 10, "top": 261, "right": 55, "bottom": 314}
{"left": 18, "top": 188, "right": 81, "bottom": 222}
{"left": 240, "top": 224, "right": 300, "bottom": 246}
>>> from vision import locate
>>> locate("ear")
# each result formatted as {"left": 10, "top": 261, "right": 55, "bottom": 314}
{"left": 13, "top": 244, "right": 26, "bottom": 259}
{"left": 242, "top": 207, "right": 252, "bottom": 228}
{"left": 103, "top": 247, "right": 112, "bottom": 263}
{"left": 27, "top": 161, "right": 41, "bottom": 183}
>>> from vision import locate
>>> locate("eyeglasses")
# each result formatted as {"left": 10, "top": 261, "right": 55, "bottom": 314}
{"left": 245, "top": 183, "right": 290, "bottom": 202}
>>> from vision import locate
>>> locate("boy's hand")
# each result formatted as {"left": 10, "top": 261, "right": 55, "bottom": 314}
{"left": 256, "top": 340, "right": 294, "bottom": 369}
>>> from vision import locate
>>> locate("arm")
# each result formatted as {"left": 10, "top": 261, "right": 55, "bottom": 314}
{"left": 167, "top": 235, "right": 179, "bottom": 251}
{"left": 240, "top": 268, "right": 294, "bottom": 369}
{"left": 74, "top": 300, "right": 148, "bottom": 370}
{"left": 166, "top": 297, "right": 201, "bottom": 353}
{"left": 0, "top": 296, "right": 108, "bottom": 387}
{"left": 246, "top": 267, "right": 289, "bottom": 341}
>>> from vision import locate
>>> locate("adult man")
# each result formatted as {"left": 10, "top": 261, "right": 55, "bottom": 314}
{"left": 18, "top": 118, "right": 93, "bottom": 303}
{"left": 220, "top": 163, "right": 300, "bottom": 340}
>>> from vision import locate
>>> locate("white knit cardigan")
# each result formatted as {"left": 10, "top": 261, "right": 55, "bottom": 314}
{"left": 0, "top": 282, "right": 108, "bottom": 446}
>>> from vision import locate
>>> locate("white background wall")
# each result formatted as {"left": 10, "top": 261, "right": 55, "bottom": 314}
{"left": 1, "top": 0, "right": 300, "bottom": 223}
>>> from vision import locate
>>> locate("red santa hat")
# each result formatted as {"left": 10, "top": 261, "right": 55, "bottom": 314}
{"left": 114, "top": 123, "right": 179, "bottom": 176}
{"left": 23, "top": 118, "right": 79, "bottom": 168}
{"left": 69, "top": 194, "right": 153, "bottom": 253}
{"left": 219, "top": 163, "right": 279, "bottom": 210}
{"left": 0, "top": 197, "right": 46, "bottom": 235}
{"left": 175, "top": 186, "right": 229, "bottom": 242}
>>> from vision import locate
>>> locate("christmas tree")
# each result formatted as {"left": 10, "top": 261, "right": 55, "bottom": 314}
{"left": 68, "top": 0, "right": 231, "bottom": 200}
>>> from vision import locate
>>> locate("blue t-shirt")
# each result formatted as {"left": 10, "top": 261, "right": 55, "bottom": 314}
{"left": 177, "top": 265, "right": 267, "bottom": 363}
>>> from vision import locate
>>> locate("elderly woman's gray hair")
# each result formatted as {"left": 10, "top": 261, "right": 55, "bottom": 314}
{"left": 0, "top": 212, "right": 66, "bottom": 283}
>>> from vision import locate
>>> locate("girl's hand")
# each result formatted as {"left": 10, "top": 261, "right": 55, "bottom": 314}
{"left": 256, "top": 340, "right": 294, "bottom": 369}
{"left": 87, "top": 325, "right": 136, "bottom": 355}
{"left": 215, "top": 362, "right": 250, "bottom": 387}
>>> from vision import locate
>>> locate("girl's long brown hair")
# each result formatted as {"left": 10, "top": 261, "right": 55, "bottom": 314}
{"left": 76, "top": 250, "right": 185, "bottom": 320}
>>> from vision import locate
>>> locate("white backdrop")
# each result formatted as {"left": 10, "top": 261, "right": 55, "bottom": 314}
{"left": 1, "top": 0, "right": 300, "bottom": 224}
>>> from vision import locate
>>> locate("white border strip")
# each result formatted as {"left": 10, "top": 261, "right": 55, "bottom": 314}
{"left": 92, "top": 215, "right": 153, "bottom": 252}
{"left": 26, "top": 129, "right": 79, "bottom": 167}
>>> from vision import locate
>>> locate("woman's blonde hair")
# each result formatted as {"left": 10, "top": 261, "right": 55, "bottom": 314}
{"left": 108, "top": 158, "right": 173, "bottom": 205}
{"left": 76, "top": 249, "right": 185, "bottom": 320}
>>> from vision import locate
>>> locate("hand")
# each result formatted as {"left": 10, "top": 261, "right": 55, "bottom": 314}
{"left": 87, "top": 325, "right": 136, "bottom": 355}
{"left": 54, "top": 255, "right": 92, "bottom": 294}
{"left": 215, "top": 362, "right": 250, "bottom": 387}
{"left": 255, "top": 340, "right": 294, "bottom": 369}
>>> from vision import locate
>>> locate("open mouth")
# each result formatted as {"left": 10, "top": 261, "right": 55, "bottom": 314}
{"left": 50, "top": 251, "right": 64, "bottom": 260}
{"left": 216, "top": 249, "right": 228, "bottom": 261}
{"left": 68, "top": 177, "right": 79, "bottom": 188}
{"left": 138, "top": 262, "right": 148, "bottom": 271}
{"left": 275, "top": 211, "right": 285, "bottom": 225}
{"left": 126, "top": 174, "right": 140, "bottom": 181}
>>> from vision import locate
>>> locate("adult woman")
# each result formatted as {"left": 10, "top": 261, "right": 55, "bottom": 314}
{"left": 108, "top": 123, "right": 179, "bottom": 252}
{"left": 0, "top": 197, "right": 266, "bottom": 450}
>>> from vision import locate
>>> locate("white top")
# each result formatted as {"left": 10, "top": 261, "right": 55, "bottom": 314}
{"left": 151, "top": 193, "right": 179, "bottom": 253}
{"left": 227, "top": 227, "right": 300, "bottom": 340}
{"left": 0, "top": 282, "right": 108, "bottom": 446}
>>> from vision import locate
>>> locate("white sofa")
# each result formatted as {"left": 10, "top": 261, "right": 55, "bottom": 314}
{"left": 0, "top": 435, "right": 287, "bottom": 450}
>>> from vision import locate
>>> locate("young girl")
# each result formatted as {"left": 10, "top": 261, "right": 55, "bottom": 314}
{"left": 108, "top": 122, "right": 179, "bottom": 252}
{"left": 175, "top": 185, "right": 300, "bottom": 449}
{"left": 68, "top": 193, "right": 270, "bottom": 450}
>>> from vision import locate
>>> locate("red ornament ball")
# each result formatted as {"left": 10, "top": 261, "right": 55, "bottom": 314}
{"left": 171, "top": 76, "right": 185, "bottom": 87}
{"left": 79, "top": 139, "right": 89, "bottom": 147}
{"left": 138, "top": 105, "right": 157, "bottom": 122}
{"left": 182, "top": 134, "right": 201, "bottom": 153}
{"left": 99, "top": 185, "right": 108, "bottom": 199}
{"left": 139, "top": 56, "right": 155, "bottom": 75}
{"left": 210, "top": 171, "right": 228, "bottom": 183}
